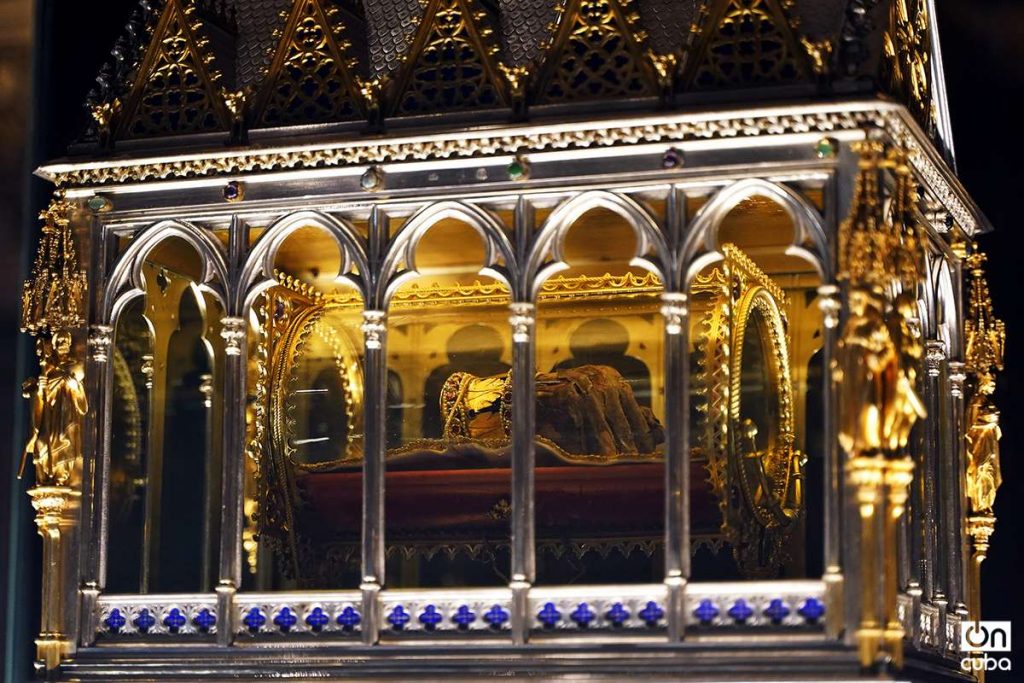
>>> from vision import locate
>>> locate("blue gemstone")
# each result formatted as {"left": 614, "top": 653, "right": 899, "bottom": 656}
{"left": 163, "top": 608, "right": 187, "bottom": 633}
{"left": 273, "top": 607, "right": 298, "bottom": 632}
{"left": 728, "top": 599, "right": 754, "bottom": 623}
{"left": 388, "top": 605, "right": 411, "bottom": 630}
{"left": 452, "top": 605, "right": 476, "bottom": 629}
{"left": 193, "top": 609, "right": 216, "bottom": 632}
{"left": 537, "top": 602, "right": 562, "bottom": 628}
{"left": 104, "top": 608, "right": 126, "bottom": 633}
{"left": 483, "top": 605, "right": 509, "bottom": 628}
{"left": 305, "top": 607, "right": 329, "bottom": 632}
{"left": 337, "top": 606, "right": 361, "bottom": 630}
{"left": 639, "top": 601, "right": 664, "bottom": 627}
{"left": 764, "top": 599, "right": 791, "bottom": 624}
{"left": 570, "top": 603, "right": 595, "bottom": 627}
{"left": 693, "top": 599, "right": 720, "bottom": 625}
{"left": 243, "top": 607, "right": 266, "bottom": 632}
{"left": 419, "top": 605, "right": 443, "bottom": 630}
{"left": 798, "top": 597, "right": 825, "bottom": 623}
{"left": 133, "top": 609, "right": 156, "bottom": 633}
{"left": 605, "top": 603, "right": 629, "bottom": 627}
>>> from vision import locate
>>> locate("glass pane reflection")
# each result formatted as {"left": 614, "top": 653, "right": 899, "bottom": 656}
{"left": 383, "top": 218, "right": 512, "bottom": 588}
{"left": 106, "top": 237, "right": 223, "bottom": 594}
{"left": 533, "top": 208, "right": 665, "bottom": 585}
{"left": 688, "top": 195, "right": 823, "bottom": 581}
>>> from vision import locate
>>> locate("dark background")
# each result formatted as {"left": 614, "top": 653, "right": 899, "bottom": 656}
{"left": 0, "top": 0, "right": 1022, "bottom": 680}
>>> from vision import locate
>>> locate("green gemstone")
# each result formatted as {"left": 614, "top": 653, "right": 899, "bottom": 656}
{"left": 87, "top": 195, "right": 110, "bottom": 212}
{"left": 815, "top": 138, "right": 837, "bottom": 159}
{"left": 508, "top": 159, "right": 527, "bottom": 181}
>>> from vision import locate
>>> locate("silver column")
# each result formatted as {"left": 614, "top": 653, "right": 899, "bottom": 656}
{"left": 80, "top": 324, "right": 113, "bottom": 646}
{"left": 508, "top": 301, "right": 536, "bottom": 645}
{"left": 361, "top": 310, "right": 387, "bottom": 645}
{"left": 660, "top": 292, "right": 688, "bottom": 640}
{"left": 216, "top": 316, "right": 247, "bottom": 646}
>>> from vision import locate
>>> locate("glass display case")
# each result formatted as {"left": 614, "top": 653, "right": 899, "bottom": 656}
{"left": 15, "top": 0, "right": 997, "bottom": 678}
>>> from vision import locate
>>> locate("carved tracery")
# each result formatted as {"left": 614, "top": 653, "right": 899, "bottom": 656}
{"left": 116, "top": 0, "right": 231, "bottom": 139}
{"left": 684, "top": 0, "right": 811, "bottom": 89}
{"left": 532, "top": 0, "right": 662, "bottom": 104}
{"left": 387, "top": 0, "right": 508, "bottom": 116}
{"left": 250, "top": 0, "right": 366, "bottom": 127}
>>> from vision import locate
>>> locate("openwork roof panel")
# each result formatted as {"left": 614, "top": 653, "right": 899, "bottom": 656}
{"left": 77, "top": 0, "right": 951, "bottom": 161}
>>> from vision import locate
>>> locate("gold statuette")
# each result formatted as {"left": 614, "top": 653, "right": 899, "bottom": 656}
{"left": 836, "top": 141, "right": 926, "bottom": 669}
{"left": 20, "top": 331, "right": 88, "bottom": 488}
{"left": 963, "top": 247, "right": 1005, "bottom": 658}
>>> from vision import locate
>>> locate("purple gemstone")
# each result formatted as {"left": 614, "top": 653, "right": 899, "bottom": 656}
{"left": 662, "top": 148, "right": 683, "bottom": 169}
{"left": 223, "top": 181, "right": 243, "bottom": 201}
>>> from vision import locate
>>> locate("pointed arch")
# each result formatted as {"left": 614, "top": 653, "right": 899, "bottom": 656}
{"left": 249, "top": 0, "right": 366, "bottom": 128}
{"left": 527, "top": 190, "right": 669, "bottom": 300}
{"left": 115, "top": 0, "right": 232, "bottom": 139}
{"left": 681, "top": 178, "right": 829, "bottom": 285}
{"left": 238, "top": 210, "right": 369, "bottom": 313}
{"left": 378, "top": 201, "right": 516, "bottom": 307}
{"left": 915, "top": 250, "right": 938, "bottom": 340}
{"left": 386, "top": 0, "right": 508, "bottom": 117}
{"left": 933, "top": 256, "right": 960, "bottom": 355}
{"left": 104, "top": 220, "right": 229, "bottom": 325}
{"left": 531, "top": 0, "right": 662, "bottom": 105}
{"left": 682, "top": 0, "right": 811, "bottom": 91}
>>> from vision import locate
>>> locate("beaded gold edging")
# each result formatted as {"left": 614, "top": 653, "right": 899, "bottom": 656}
{"left": 693, "top": 243, "right": 800, "bottom": 577}
{"left": 305, "top": 271, "right": 662, "bottom": 309}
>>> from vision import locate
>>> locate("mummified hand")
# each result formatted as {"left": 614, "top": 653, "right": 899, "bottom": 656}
{"left": 535, "top": 365, "right": 664, "bottom": 456}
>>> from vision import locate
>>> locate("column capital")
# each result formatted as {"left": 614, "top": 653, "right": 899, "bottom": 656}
{"left": 817, "top": 284, "right": 841, "bottom": 329}
{"left": 508, "top": 302, "right": 535, "bottom": 344}
{"left": 947, "top": 361, "right": 967, "bottom": 398}
{"left": 87, "top": 325, "right": 114, "bottom": 363}
{"left": 659, "top": 292, "right": 688, "bottom": 335}
{"left": 220, "top": 317, "right": 247, "bottom": 356}
{"left": 925, "top": 340, "right": 947, "bottom": 378}
{"left": 361, "top": 310, "right": 387, "bottom": 349}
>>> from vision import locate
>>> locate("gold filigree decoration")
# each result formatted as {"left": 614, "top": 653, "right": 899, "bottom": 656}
{"left": 272, "top": 269, "right": 327, "bottom": 305}
{"left": 250, "top": 0, "right": 365, "bottom": 127}
{"left": 532, "top": 0, "right": 661, "bottom": 104}
{"left": 387, "top": 0, "right": 507, "bottom": 116}
{"left": 243, "top": 299, "right": 271, "bottom": 576}
{"left": 116, "top": 0, "right": 230, "bottom": 139}
{"left": 298, "top": 271, "right": 662, "bottom": 309}
{"left": 964, "top": 249, "right": 1003, "bottom": 516}
{"left": 838, "top": 141, "right": 924, "bottom": 294}
{"left": 21, "top": 198, "right": 87, "bottom": 338}
{"left": 800, "top": 37, "right": 833, "bottom": 77}
{"left": 281, "top": 312, "right": 364, "bottom": 471}
{"left": 251, "top": 290, "right": 301, "bottom": 578}
{"left": 693, "top": 243, "right": 802, "bottom": 577}
{"left": 685, "top": 0, "right": 809, "bottom": 89}
{"left": 964, "top": 252, "right": 1005, "bottom": 383}
{"left": 962, "top": 244, "right": 1004, "bottom": 661}
{"left": 834, "top": 140, "right": 927, "bottom": 669}
{"left": 883, "top": 0, "right": 933, "bottom": 132}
